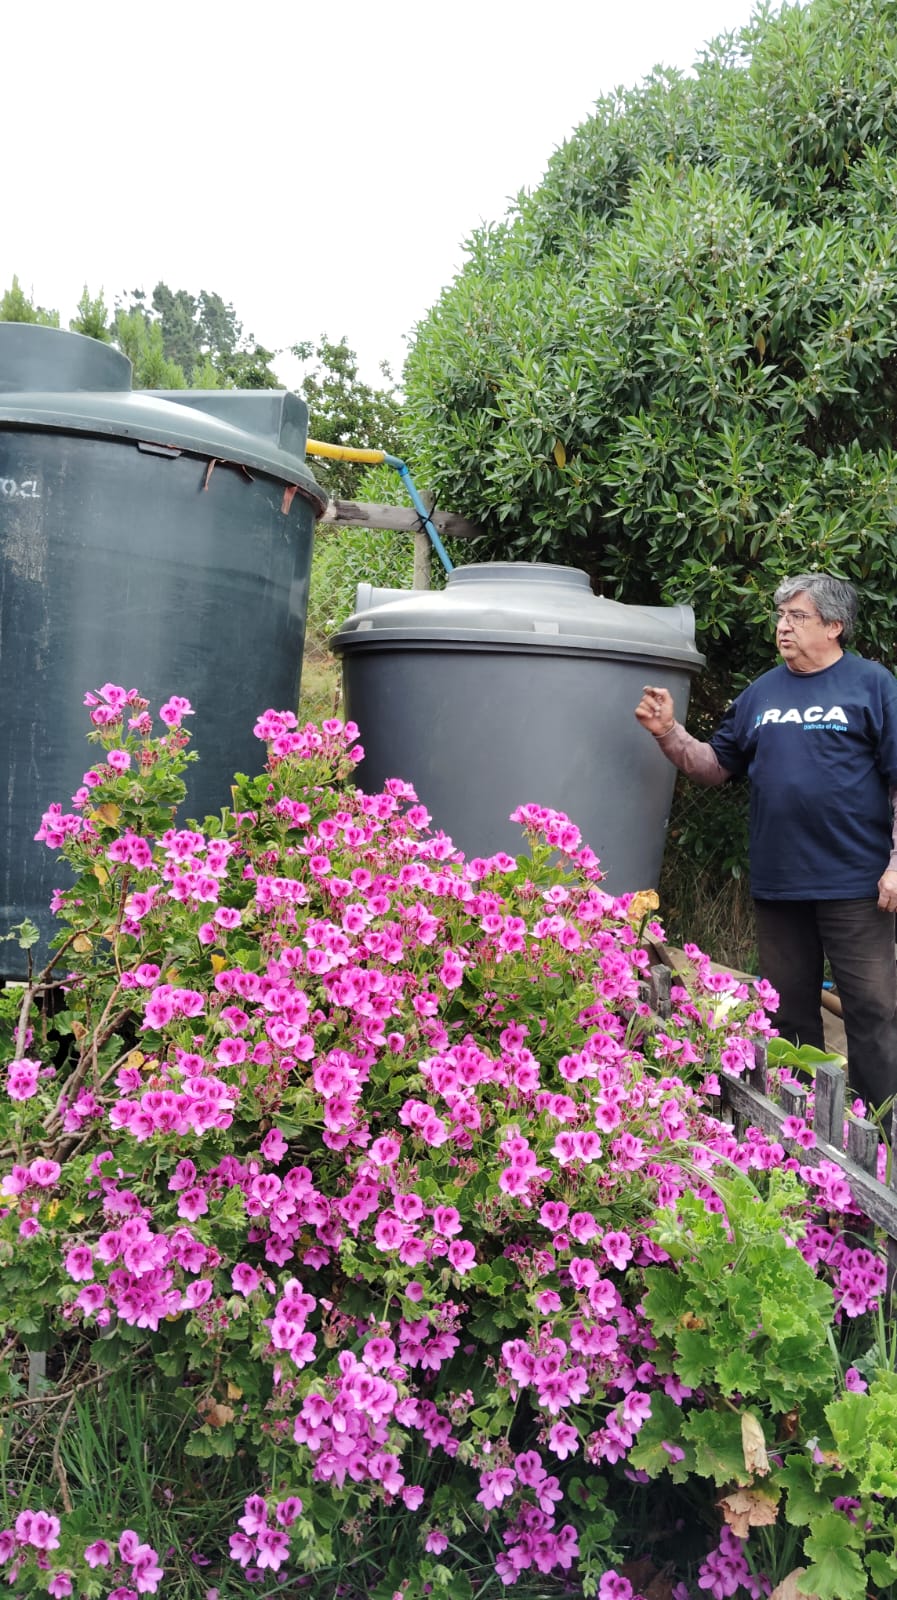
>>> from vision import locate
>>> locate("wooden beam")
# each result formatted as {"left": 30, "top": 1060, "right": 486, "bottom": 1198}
{"left": 319, "top": 499, "right": 482, "bottom": 540}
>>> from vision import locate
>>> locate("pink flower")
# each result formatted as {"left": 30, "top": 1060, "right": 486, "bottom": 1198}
{"left": 184, "top": 1279, "right": 213, "bottom": 1309}
{"left": 84, "top": 1541, "right": 113, "bottom": 1568}
{"left": 369, "top": 1135, "right": 401, "bottom": 1166}
{"left": 232, "top": 1263, "right": 262, "bottom": 1296}
{"left": 131, "top": 1547, "right": 164, "bottom": 1594}
{"left": 28, "top": 1159, "right": 61, "bottom": 1188}
{"left": 237, "top": 1496, "right": 269, "bottom": 1536}
{"left": 438, "top": 949, "right": 465, "bottom": 990}
{"left": 64, "top": 1245, "right": 94, "bottom": 1282}
{"left": 47, "top": 1573, "right": 72, "bottom": 1598}
{"left": 7, "top": 1059, "right": 40, "bottom": 1100}
{"left": 369, "top": 1452, "right": 404, "bottom": 1494}
{"left": 18, "top": 1510, "right": 60, "bottom": 1550}
{"left": 228, "top": 1532, "right": 255, "bottom": 1567}
{"left": 548, "top": 1422, "right": 580, "bottom": 1459}
{"left": 476, "top": 1466, "right": 517, "bottom": 1509}
{"left": 598, "top": 1574, "right": 633, "bottom": 1600}
{"left": 446, "top": 1239, "right": 476, "bottom": 1273}
{"left": 177, "top": 1187, "right": 209, "bottom": 1222}
{"left": 274, "top": 1497, "right": 302, "bottom": 1527}
{"left": 569, "top": 1211, "right": 600, "bottom": 1243}
{"left": 254, "top": 1523, "right": 287, "bottom": 1574}
{"left": 602, "top": 1231, "right": 634, "bottom": 1271}
{"left": 159, "top": 696, "right": 194, "bottom": 727}
{"left": 261, "top": 1128, "right": 288, "bottom": 1163}
{"left": 425, "top": 1530, "right": 448, "bottom": 1554}
{"left": 535, "top": 1290, "right": 562, "bottom": 1314}
{"left": 118, "top": 1531, "right": 142, "bottom": 1564}
{"left": 539, "top": 1200, "right": 570, "bottom": 1232}
{"left": 432, "top": 1204, "right": 462, "bottom": 1237}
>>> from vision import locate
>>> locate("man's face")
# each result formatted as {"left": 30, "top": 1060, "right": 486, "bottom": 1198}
{"left": 774, "top": 589, "right": 844, "bottom": 673}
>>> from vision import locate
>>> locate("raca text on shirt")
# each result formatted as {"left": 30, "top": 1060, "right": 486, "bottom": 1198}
{"left": 709, "top": 653, "right": 897, "bottom": 900}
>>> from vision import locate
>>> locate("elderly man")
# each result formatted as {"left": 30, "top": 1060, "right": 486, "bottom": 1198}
{"left": 635, "top": 573, "right": 897, "bottom": 1109}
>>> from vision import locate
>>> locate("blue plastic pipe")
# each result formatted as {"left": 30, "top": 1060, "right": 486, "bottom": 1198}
{"left": 383, "top": 454, "right": 454, "bottom": 574}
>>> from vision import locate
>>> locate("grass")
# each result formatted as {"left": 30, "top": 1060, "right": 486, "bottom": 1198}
{"left": 658, "top": 853, "right": 757, "bottom": 974}
{"left": 1, "top": 1364, "right": 259, "bottom": 1600}
{"left": 298, "top": 647, "right": 341, "bottom": 724}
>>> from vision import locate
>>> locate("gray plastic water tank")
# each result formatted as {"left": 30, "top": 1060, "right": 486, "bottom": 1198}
{"left": 0, "top": 323, "right": 328, "bottom": 975}
{"left": 332, "top": 562, "right": 705, "bottom": 892}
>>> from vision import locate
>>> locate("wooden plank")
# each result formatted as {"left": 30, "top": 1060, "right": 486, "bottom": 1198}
{"left": 648, "top": 964, "right": 672, "bottom": 1019}
{"left": 814, "top": 1062, "right": 845, "bottom": 1150}
{"left": 749, "top": 1040, "right": 768, "bottom": 1095}
{"left": 780, "top": 1082, "right": 809, "bottom": 1120}
{"left": 319, "top": 500, "right": 482, "bottom": 539}
{"left": 847, "top": 1117, "right": 879, "bottom": 1176}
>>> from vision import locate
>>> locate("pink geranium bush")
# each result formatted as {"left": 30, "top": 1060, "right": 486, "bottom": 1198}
{"left": 0, "top": 688, "right": 894, "bottom": 1600}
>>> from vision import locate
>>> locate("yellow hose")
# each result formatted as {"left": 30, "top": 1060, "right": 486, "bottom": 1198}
{"left": 305, "top": 440, "right": 386, "bottom": 466}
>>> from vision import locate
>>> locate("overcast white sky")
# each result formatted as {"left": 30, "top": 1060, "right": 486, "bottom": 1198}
{"left": 3, "top": 0, "right": 762, "bottom": 390}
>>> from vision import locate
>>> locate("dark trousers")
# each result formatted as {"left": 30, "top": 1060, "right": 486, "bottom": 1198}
{"left": 753, "top": 897, "right": 897, "bottom": 1110}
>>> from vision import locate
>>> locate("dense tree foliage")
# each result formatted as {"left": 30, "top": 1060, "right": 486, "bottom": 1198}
{"left": 0, "top": 275, "right": 59, "bottom": 327}
{"left": 118, "top": 285, "right": 281, "bottom": 389}
{"left": 404, "top": 0, "right": 897, "bottom": 695}
{"left": 292, "top": 336, "right": 403, "bottom": 498}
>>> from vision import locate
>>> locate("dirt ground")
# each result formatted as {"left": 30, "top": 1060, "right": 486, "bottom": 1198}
{"left": 822, "top": 1002, "right": 848, "bottom": 1058}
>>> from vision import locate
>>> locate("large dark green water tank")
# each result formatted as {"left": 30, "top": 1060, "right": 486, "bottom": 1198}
{"left": 0, "top": 323, "right": 327, "bottom": 976}
{"left": 332, "top": 562, "right": 705, "bottom": 893}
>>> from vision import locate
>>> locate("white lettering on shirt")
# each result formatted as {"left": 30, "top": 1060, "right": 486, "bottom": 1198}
{"left": 754, "top": 705, "right": 849, "bottom": 728}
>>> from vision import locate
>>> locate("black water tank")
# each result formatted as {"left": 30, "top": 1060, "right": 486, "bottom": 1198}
{"left": 332, "top": 562, "right": 705, "bottom": 892}
{"left": 0, "top": 324, "right": 327, "bottom": 975}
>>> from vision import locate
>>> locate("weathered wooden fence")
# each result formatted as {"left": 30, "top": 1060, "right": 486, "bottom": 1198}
{"left": 645, "top": 962, "right": 897, "bottom": 1305}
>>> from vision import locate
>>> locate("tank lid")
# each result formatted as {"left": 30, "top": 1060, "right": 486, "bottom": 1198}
{"left": 0, "top": 324, "right": 327, "bottom": 503}
{"left": 332, "top": 562, "right": 706, "bottom": 669}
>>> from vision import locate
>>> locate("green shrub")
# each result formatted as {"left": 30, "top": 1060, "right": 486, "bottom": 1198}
{"left": 403, "top": 0, "right": 897, "bottom": 711}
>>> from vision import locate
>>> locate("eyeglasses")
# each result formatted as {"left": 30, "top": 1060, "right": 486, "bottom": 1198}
{"left": 774, "top": 608, "right": 822, "bottom": 628}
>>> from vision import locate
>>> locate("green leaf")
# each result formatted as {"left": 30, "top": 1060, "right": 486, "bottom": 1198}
{"left": 183, "top": 1429, "right": 219, "bottom": 1459}
{"left": 684, "top": 1409, "right": 749, "bottom": 1487}
{"left": 0, "top": 918, "right": 40, "bottom": 949}
{"left": 867, "top": 1550, "right": 897, "bottom": 1587}
{"left": 801, "top": 1545, "right": 866, "bottom": 1600}
{"left": 778, "top": 1455, "right": 841, "bottom": 1527}
{"left": 825, "top": 1392, "right": 872, "bottom": 1468}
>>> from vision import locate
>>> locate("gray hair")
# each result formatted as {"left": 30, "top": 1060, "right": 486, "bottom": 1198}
{"left": 774, "top": 573, "right": 858, "bottom": 644}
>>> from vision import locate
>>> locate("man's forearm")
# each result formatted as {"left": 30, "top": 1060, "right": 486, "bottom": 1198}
{"left": 652, "top": 723, "right": 732, "bottom": 787}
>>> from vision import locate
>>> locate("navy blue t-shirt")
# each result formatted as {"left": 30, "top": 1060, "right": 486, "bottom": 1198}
{"left": 709, "top": 653, "right": 897, "bottom": 899}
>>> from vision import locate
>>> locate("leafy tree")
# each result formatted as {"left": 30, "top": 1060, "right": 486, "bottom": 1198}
{"left": 403, "top": 0, "right": 897, "bottom": 698}
{"left": 115, "top": 284, "right": 280, "bottom": 389}
{"left": 292, "top": 336, "right": 404, "bottom": 498}
{"left": 150, "top": 283, "right": 199, "bottom": 376}
{"left": 0, "top": 275, "right": 59, "bottom": 326}
{"left": 218, "top": 341, "right": 281, "bottom": 390}
{"left": 112, "top": 307, "right": 188, "bottom": 389}
{"left": 196, "top": 289, "right": 240, "bottom": 364}
{"left": 69, "top": 285, "right": 111, "bottom": 341}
